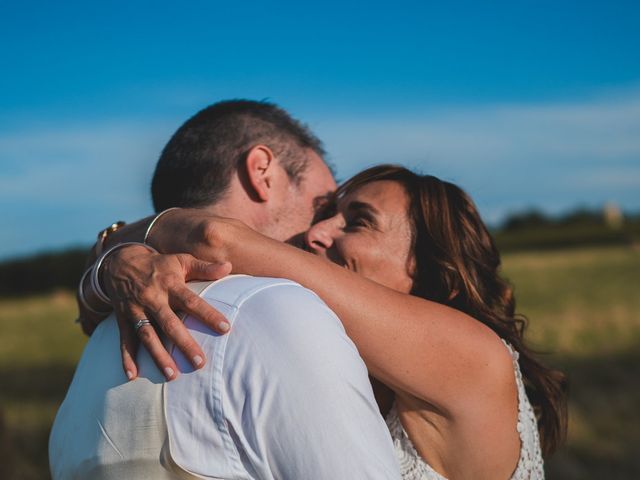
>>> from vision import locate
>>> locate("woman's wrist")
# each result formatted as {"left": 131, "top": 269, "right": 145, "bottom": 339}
{"left": 143, "top": 207, "right": 182, "bottom": 250}
{"left": 78, "top": 266, "right": 112, "bottom": 315}
{"left": 102, "top": 217, "right": 154, "bottom": 250}
{"left": 221, "top": 221, "right": 283, "bottom": 277}
{"left": 143, "top": 208, "right": 207, "bottom": 254}
{"left": 192, "top": 216, "right": 244, "bottom": 264}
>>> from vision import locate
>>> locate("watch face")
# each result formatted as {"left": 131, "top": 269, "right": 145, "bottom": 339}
{"left": 99, "top": 221, "right": 125, "bottom": 238}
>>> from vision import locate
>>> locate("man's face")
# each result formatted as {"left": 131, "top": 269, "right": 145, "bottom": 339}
{"left": 267, "top": 150, "right": 337, "bottom": 243}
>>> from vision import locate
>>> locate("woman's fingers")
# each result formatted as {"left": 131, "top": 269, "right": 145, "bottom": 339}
{"left": 180, "top": 254, "right": 232, "bottom": 282}
{"left": 113, "top": 301, "right": 146, "bottom": 380}
{"left": 148, "top": 303, "right": 208, "bottom": 370}
{"left": 116, "top": 313, "right": 139, "bottom": 381}
{"left": 115, "top": 297, "right": 180, "bottom": 381}
{"left": 170, "top": 254, "right": 232, "bottom": 333}
{"left": 171, "top": 285, "right": 231, "bottom": 335}
{"left": 101, "top": 250, "right": 232, "bottom": 380}
{"left": 135, "top": 318, "right": 180, "bottom": 381}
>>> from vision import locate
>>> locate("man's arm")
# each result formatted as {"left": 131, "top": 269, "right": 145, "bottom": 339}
{"left": 222, "top": 282, "right": 401, "bottom": 479}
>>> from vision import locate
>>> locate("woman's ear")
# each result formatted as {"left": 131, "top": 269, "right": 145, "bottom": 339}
{"left": 243, "top": 145, "right": 276, "bottom": 202}
{"left": 406, "top": 255, "right": 419, "bottom": 294}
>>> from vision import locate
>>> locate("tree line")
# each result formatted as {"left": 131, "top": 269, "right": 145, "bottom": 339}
{"left": 1, "top": 208, "right": 639, "bottom": 297}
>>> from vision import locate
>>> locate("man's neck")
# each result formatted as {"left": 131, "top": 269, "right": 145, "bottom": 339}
{"left": 200, "top": 196, "right": 263, "bottom": 234}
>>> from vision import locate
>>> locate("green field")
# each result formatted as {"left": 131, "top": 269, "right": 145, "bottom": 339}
{"left": 1, "top": 246, "right": 639, "bottom": 479}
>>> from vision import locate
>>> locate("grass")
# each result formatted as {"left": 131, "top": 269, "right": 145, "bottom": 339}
{"left": 501, "top": 246, "right": 640, "bottom": 478}
{"left": 0, "top": 245, "right": 639, "bottom": 479}
{"left": 0, "top": 292, "right": 84, "bottom": 480}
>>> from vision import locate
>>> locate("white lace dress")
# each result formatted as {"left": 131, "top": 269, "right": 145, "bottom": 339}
{"left": 385, "top": 341, "right": 544, "bottom": 479}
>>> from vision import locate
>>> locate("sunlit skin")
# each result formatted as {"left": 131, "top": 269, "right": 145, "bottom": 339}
{"left": 215, "top": 148, "right": 337, "bottom": 243}
{"left": 82, "top": 148, "right": 337, "bottom": 379}
{"left": 306, "top": 180, "right": 419, "bottom": 439}
{"left": 275, "top": 150, "right": 337, "bottom": 243}
{"left": 306, "top": 180, "right": 415, "bottom": 294}
{"left": 304, "top": 180, "right": 521, "bottom": 478}
{"left": 99, "top": 177, "right": 524, "bottom": 479}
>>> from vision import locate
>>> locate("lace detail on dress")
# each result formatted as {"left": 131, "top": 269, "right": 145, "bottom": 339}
{"left": 385, "top": 340, "right": 545, "bottom": 479}
{"left": 502, "top": 340, "right": 545, "bottom": 479}
{"left": 386, "top": 404, "right": 447, "bottom": 480}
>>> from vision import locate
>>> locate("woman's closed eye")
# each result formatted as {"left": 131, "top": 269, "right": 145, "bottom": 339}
{"left": 344, "top": 202, "right": 379, "bottom": 231}
{"left": 344, "top": 214, "right": 372, "bottom": 230}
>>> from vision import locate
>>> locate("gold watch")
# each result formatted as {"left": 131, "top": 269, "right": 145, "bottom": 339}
{"left": 95, "top": 221, "right": 126, "bottom": 256}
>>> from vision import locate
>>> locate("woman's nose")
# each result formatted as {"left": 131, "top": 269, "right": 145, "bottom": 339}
{"left": 305, "top": 218, "right": 338, "bottom": 254}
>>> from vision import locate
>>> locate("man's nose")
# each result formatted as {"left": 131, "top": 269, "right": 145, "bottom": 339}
{"left": 305, "top": 219, "right": 337, "bottom": 254}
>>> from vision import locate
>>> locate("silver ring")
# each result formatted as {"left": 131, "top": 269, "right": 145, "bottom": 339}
{"left": 133, "top": 318, "right": 152, "bottom": 332}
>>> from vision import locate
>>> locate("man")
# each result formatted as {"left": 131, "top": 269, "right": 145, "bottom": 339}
{"left": 49, "top": 100, "right": 401, "bottom": 479}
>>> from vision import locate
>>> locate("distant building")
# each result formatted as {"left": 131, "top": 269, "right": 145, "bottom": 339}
{"left": 603, "top": 202, "right": 623, "bottom": 229}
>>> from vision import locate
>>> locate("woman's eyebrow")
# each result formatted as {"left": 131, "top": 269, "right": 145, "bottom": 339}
{"left": 347, "top": 201, "right": 379, "bottom": 215}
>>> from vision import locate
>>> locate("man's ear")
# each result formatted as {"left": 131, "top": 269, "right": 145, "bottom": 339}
{"left": 243, "top": 145, "right": 276, "bottom": 202}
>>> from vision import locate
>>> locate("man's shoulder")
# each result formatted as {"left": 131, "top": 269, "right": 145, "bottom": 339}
{"left": 182, "top": 274, "right": 348, "bottom": 369}
{"left": 169, "top": 281, "right": 400, "bottom": 480}
{"left": 189, "top": 274, "right": 314, "bottom": 308}
{"left": 193, "top": 274, "right": 344, "bottom": 340}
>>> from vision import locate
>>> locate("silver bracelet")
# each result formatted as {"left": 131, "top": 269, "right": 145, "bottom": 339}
{"left": 91, "top": 242, "right": 158, "bottom": 303}
{"left": 143, "top": 207, "right": 181, "bottom": 245}
{"left": 77, "top": 266, "right": 112, "bottom": 316}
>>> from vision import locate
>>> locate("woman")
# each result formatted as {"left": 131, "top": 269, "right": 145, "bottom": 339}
{"left": 91, "top": 165, "right": 567, "bottom": 479}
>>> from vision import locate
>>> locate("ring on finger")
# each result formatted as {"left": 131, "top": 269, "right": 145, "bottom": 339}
{"left": 133, "top": 318, "right": 152, "bottom": 332}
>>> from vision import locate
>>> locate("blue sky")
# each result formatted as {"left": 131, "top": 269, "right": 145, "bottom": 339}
{"left": 1, "top": 1, "right": 639, "bottom": 259}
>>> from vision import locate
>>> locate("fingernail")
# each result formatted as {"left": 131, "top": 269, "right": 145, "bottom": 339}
{"left": 219, "top": 321, "right": 230, "bottom": 332}
{"left": 126, "top": 370, "right": 134, "bottom": 380}
{"left": 164, "top": 367, "right": 175, "bottom": 380}
{"left": 192, "top": 355, "right": 204, "bottom": 367}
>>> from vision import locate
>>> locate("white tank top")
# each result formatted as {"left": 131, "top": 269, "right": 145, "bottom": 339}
{"left": 385, "top": 341, "right": 545, "bottom": 480}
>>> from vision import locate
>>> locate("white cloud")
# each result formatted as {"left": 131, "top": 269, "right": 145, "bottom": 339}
{"left": 0, "top": 120, "right": 175, "bottom": 258}
{"left": 0, "top": 121, "right": 173, "bottom": 206}
{"left": 573, "top": 167, "right": 640, "bottom": 189}
{"left": 316, "top": 87, "right": 640, "bottom": 177}
{"left": 1, "top": 86, "right": 639, "bottom": 257}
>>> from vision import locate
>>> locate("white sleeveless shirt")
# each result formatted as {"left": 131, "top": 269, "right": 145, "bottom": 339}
{"left": 385, "top": 341, "right": 545, "bottom": 480}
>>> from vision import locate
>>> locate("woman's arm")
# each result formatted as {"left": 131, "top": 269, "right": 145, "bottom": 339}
{"left": 210, "top": 220, "right": 515, "bottom": 415}
{"left": 75, "top": 216, "right": 155, "bottom": 335}
{"left": 110, "top": 213, "right": 515, "bottom": 415}
{"left": 78, "top": 211, "right": 232, "bottom": 380}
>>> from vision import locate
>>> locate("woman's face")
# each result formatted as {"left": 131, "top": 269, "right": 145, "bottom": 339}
{"left": 305, "top": 180, "right": 415, "bottom": 294}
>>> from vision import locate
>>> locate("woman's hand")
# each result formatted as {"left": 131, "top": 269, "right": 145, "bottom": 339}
{"left": 144, "top": 208, "right": 236, "bottom": 262}
{"left": 102, "top": 244, "right": 232, "bottom": 381}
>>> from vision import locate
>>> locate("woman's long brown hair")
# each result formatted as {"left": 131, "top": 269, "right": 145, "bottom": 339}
{"left": 338, "top": 165, "right": 568, "bottom": 456}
